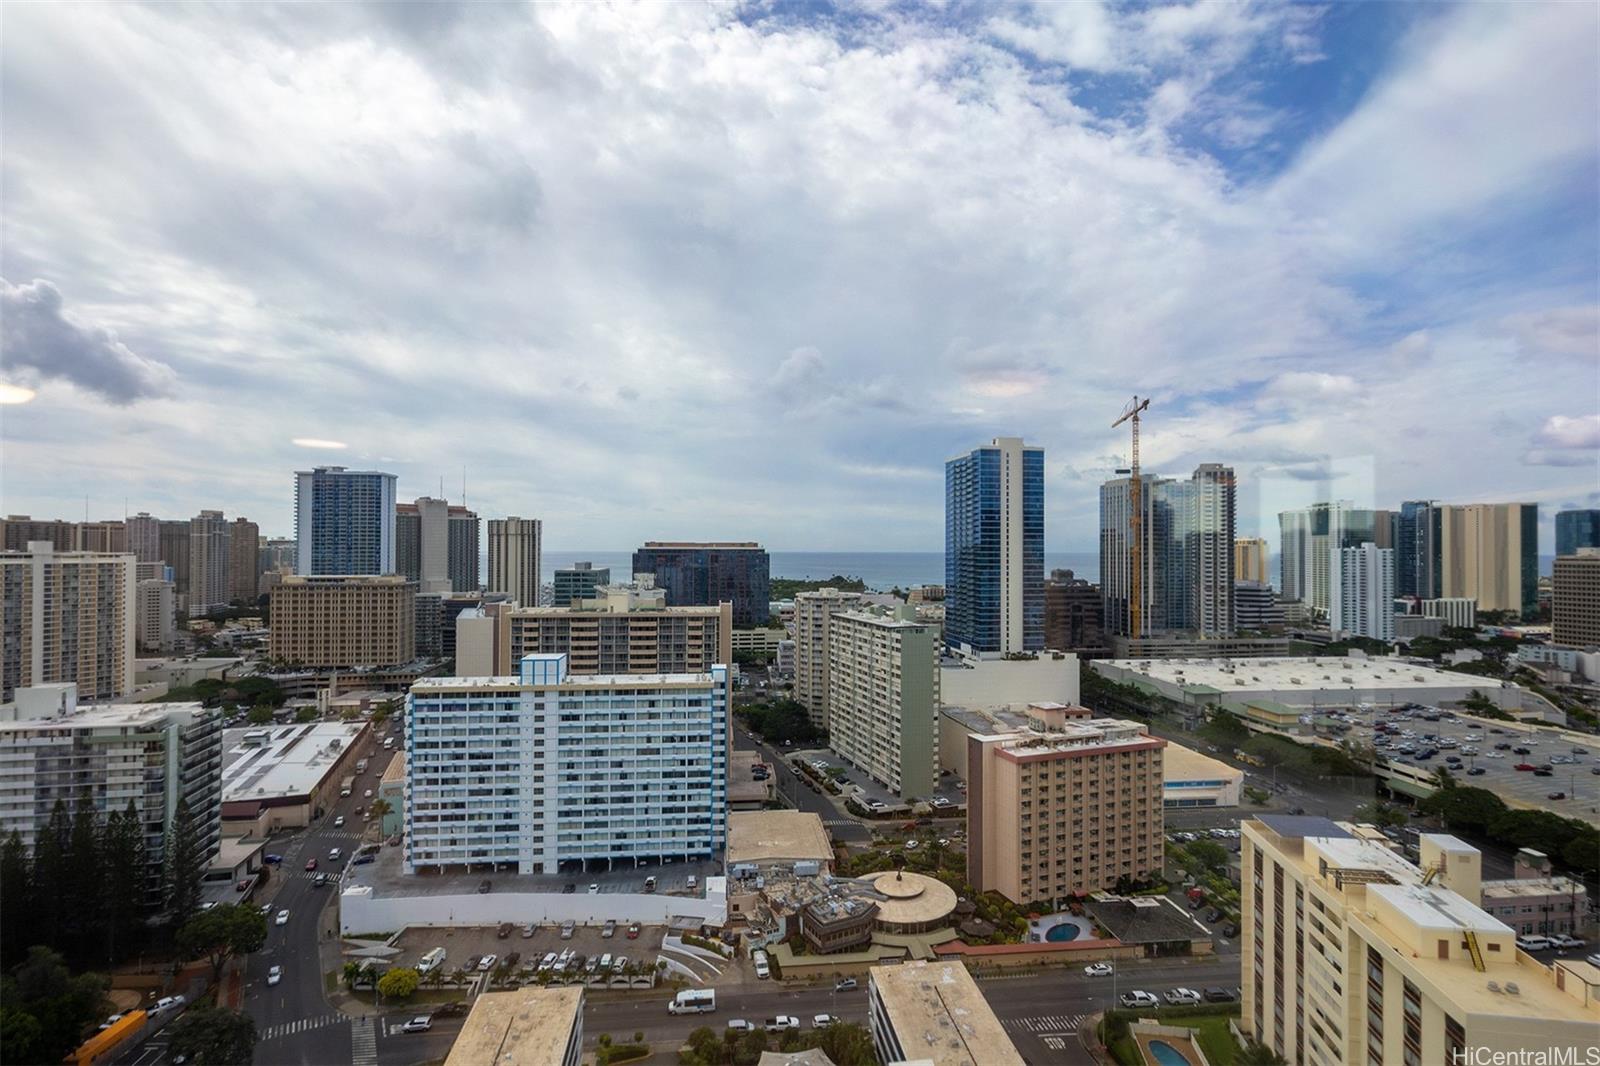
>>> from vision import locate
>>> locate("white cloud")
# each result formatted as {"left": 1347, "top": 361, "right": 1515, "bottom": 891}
{"left": 1535, "top": 414, "right": 1600, "bottom": 451}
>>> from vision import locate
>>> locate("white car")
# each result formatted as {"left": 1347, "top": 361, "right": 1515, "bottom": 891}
{"left": 1119, "top": 990, "right": 1160, "bottom": 1009}
{"left": 266, "top": 965, "right": 282, "bottom": 986}
{"left": 727, "top": 1019, "right": 754, "bottom": 1033}
{"left": 537, "top": 952, "right": 557, "bottom": 972}
{"left": 333, "top": 815, "right": 345, "bottom": 827}
{"left": 1163, "top": 988, "right": 1201, "bottom": 1005}
{"left": 1551, "top": 934, "right": 1586, "bottom": 949}
{"left": 400, "top": 1016, "right": 432, "bottom": 1034}
{"left": 1084, "top": 962, "right": 1114, "bottom": 977}
{"left": 813, "top": 1014, "right": 837, "bottom": 1027}
{"left": 1587, "top": 952, "right": 1600, "bottom": 968}
{"left": 274, "top": 909, "right": 290, "bottom": 926}
{"left": 478, "top": 954, "right": 497, "bottom": 971}
{"left": 765, "top": 1016, "right": 799, "bottom": 1033}
{"left": 364, "top": 789, "right": 373, "bottom": 798}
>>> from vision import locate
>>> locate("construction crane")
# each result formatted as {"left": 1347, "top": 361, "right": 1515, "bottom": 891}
{"left": 1111, "top": 396, "right": 1152, "bottom": 638}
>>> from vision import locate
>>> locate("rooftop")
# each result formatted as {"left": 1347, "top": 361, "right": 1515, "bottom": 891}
{"left": 380, "top": 751, "right": 404, "bottom": 786}
{"left": 1482, "top": 876, "right": 1588, "bottom": 899}
{"left": 442, "top": 987, "right": 582, "bottom": 1066}
{"left": 864, "top": 870, "right": 958, "bottom": 927}
{"left": 220, "top": 722, "right": 366, "bottom": 802}
{"left": 1098, "top": 656, "right": 1510, "bottom": 696}
{"left": 1162, "top": 743, "right": 1243, "bottom": 783}
{"left": 727, "top": 811, "right": 833, "bottom": 866}
{"left": 870, "top": 960, "right": 1022, "bottom": 1066}
{"left": 1085, "top": 894, "right": 1210, "bottom": 946}
{"left": 1368, "top": 882, "right": 1510, "bottom": 935}
{"left": 0, "top": 701, "right": 207, "bottom": 731}
{"left": 411, "top": 670, "right": 722, "bottom": 692}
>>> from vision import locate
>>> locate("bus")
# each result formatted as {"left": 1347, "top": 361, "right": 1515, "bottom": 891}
{"left": 71, "top": 1011, "right": 148, "bottom": 1066}
{"left": 668, "top": 989, "right": 716, "bottom": 1015}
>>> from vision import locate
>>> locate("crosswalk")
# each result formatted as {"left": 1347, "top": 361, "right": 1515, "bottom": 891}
{"left": 823, "top": 819, "right": 858, "bottom": 828}
{"left": 351, "top": 1017, "right": 377, "bottom": 1066}
{"left": 259, "top": 1013, "right": 346, "bottom": 1041}
{"left": 1003, "top": 1013, "right": 1086, "bottom": 1034}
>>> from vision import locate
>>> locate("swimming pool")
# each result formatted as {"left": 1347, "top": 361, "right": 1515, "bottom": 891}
{"left": 1042, "top": 917, "right": 1089, "bottom": 942}
{"left": 1147, "top": 1039, "right": 1194, "bottom": 1066}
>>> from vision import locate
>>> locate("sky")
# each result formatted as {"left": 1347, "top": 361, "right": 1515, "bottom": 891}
{"left": 2, "top": 1, "right": 1597, "bottom": 552}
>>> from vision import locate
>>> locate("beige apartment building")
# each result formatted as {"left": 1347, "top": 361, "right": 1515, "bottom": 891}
{"left": 1241, "top": 816, "right": 1600, "bottom": 1066}
{"left": 269, "top": 575, "right": 415, "bottom": 668}
{"left": 486, "top": 516, "right": 542, "bottom": 607}
{"left": 793, "top": 587, "right": 864, "bottom": 729}
{"left": 866, "top": 960, "right": 1023, "bottom": 1066}
{"left": 187, "top": 510, "right": 233, "bottom": 614}
{"left": 0, "top": 542, "right": 136, "bottom": 702}
{"left": 966, "top": 703, "right": 1165, "bottom": 905}
{"left": 1552, "top": 548, "right": 1600, "bottom": 649}
{"left": 230, "top": 517, "right": 259, "bottom": 604}
{"left": 1234, "top": 537, "right": 1269, "bottom": 585}
{"left": 1440, "top": 502, "right": 1538, "bottom": 619}
{"left": 826, "top": 605, "right": 940, "bottom": 798}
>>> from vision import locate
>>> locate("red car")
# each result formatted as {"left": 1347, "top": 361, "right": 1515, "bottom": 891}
{"left": 1513, "top": 763, "right": 1536, "bottom": 772}
{"left": 305, "top": 858, "right": 318, "bottom": 871}
{"left": 626, "top": 923, "right": 641, "bottom": 940}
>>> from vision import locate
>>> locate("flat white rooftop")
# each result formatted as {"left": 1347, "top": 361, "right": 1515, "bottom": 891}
{"left": 411, "top": 671, "right": 719, "bottom": 690}
{"left": 0, "top": 702, "right": 204, "bottom": 731}
{"left": 221, "top": 721, "right": 365, "bottom": 802}
{"left": 1370, "top": 882, "right": 1512, "bottom": 935}
{"left": 1101, "top": 656, "right": 1510, "bottom": 694}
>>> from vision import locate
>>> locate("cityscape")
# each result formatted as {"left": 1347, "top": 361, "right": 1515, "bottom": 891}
{"left": 2, "top": 5, "right": 1599, "bottom": 1066}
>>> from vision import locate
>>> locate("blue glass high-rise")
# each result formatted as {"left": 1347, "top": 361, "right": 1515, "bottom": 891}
{"left": 944, "top": 438, "right": 1043, "bottom": 653}
{"left": 294, "top": 466, "right": 398, "bottom": 576}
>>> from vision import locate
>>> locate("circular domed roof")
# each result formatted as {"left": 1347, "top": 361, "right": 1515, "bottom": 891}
{"left": 867, "top": 870, "right": 958, "bottom": 929}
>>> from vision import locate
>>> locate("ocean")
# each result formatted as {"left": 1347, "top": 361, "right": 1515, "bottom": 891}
{"left": 541, "top": 550, "right": 1100, "bottom": 592}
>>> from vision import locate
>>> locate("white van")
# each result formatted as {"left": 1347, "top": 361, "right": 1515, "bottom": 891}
{"left": 1516, "top": 935, "right": 1552, "bottom": 951}
{"left": 752, "top": 949, "right": 770, "bottom": 980}
{"left": 417, "top": 947, "right": 447, "bottom": 974}
{"left": 687, "top": 875, "right": 698, "bottom": 891}
{"left": 669, "top": 989, "right": 716, "bottom": 1015}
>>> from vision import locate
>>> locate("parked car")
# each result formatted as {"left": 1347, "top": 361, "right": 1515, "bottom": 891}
{"left": 602, "top": 920, "right": 617, "bottom": 939}
{"left": 477, "top": 954, "right": 497, "bottom": 971}
{"left": 1516, "top": 935, "right": 1551, "bottom": 951}
{"left": 561, "top": 920, "right": 576, "bottom": 940}
{"left": 1119, "top": 991, "right": 1160, "bottom": 1009}
{"left": 1223, "top": 923, "right": 1240, "bottom": 938}
{"left": 1548, "top": 791, "right": 1566, "bottom": 799}
{"left": 477, "top": 880, "right": 492, "bottom": 894}
{"left": 263, "top": 853, "right": 283, "bottom": 865}
{"left": 1163, "top": 988, "right": 1202, "bottom": 1006}
{"left": 267, "top": 965, "right": 282, "bottom": 986}
{"left": 497, "top": 923, "right": 513, "bottom": 939}
{"left": 835, "top": 977, "right": 858, "bottom": 991}
{"left": 275, "top": 909, "right": 289, "bottom": 926}
{"left": 521, "top": 924, "right": 536, "bottom": 939}
{"left": 563, "top": 883, "right": 576, "bottom": 894}
{"left": 727, "top": 1019, "right": 754, "bottom": 1033}
{"left": 235, "top": 878, "right": 252, "bottom": 892}
{"left": 813, "top": 1014, "right": 837, "bottom": 1027}
{"left": 765, "top": 1016, "right": 799, "bottom": 1033}
{"left": 1551, "top": 934, "right": 1586, "bottom": 949}
{"left": 1468, "top": 768, "right": 1486, "bottom": 776}
{"left": 1084, "top": 962, "right": 1114, "bottom": 977}
{"left": 1203, "top": 988, "right": 1237, "bottom": 1003}
{"left": 400, "top": 1016, "right": 432, "bottom": 1034}
{"left": 627, "top": 923, "right": 642, "bottom": 940}
{"left": 1206, "top": 908, "right": 1224, "bottom": 922}
{"left": 588, "top": 883, "right": 599, "bottom": 895}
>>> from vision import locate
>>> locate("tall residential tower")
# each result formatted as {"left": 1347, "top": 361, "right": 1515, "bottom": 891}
{"left": 294, "top": 466, "right": 398, "bottom": 576}
{"left": 944, "top": 437, "right": 1044, "bottom": 653}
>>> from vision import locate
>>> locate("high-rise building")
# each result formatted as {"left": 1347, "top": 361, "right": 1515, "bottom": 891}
{"left": 405, "top": 653, "right": 728, "bottom": 874}
{"left": 1241, "top": 816, "right": 1600, "bottom": 1066}
{"left": 1042, "top": 569, "right": 1109, "bottom": 656}
{"left": 1100, "top": 472, "right": 1166, "bottom": 638}
{"left": 258, "top": 538, "right": 296, "bottom": 579}
{"left": 158, "top": 520, "right": 191, "bottom": 603}
{"left": 0, "top": 685, "right": 223, "bottom": 907}
{"left": 0, "top": 542, "right": 136, "bottom": 702}
{"left": 632, "top": 542, "right": 771, "bottom": 627}
{"left": 294, "top": 466, "right": 398, "bottom": 576}
{"left": 1102, "top": 465, "right": 1234, "bottom": 637}
{"left": 125, "top": 512, "right": 162, "bottom": 564}
{"left": 482, "top": 586, "right": 731, "bottom": 677}
{"left": 944, "top": 437, "right": 1044, "bottom": 653}
{"left": 1234, "top": 537, "right": 1270, "bottom": 586}
{"left": 137, "top": 577, "right": 177, "bottom": 652}
{"left": 186, "top": 510, "right": 232, "bottom": 615}
{"left": 793, "top": 587, "right": 866, "bottom": 728}
{"left": 1396, "top": 500, "right": 1442, "bottom": 599}
{"left": 486, "top": 517, "right": 542, "bottom": 606}
{"left": 1371, "top": 508, "right": 1398, "bottom": 550}
{"left": 229, "top": 517, "right": 259, "bottom": 604}
{"left": 1186, "top": 464, "right": 1236, "bottom": 636}
{"left": 826, "top": 606, "right": 939, "bottom": 798}
{"left": 75, "top": 520, "right": 126, "bottom": 553}
{"left": 0, "top": 516, "right": 75, "bottom": 552}
{"left": 1439, "top": 503, "right": 1538, "bottom": 619}
{"left": 1555, "top": 509, "right": 1600, "bottom": 558}
{"left": 447, "top": 505, "right": 479, "bottom": 593}
{"left": 552, "top": 562, "right": 609, "bottom": 607}
{"left": 966, "top": 702, "right": 1164, "bottom": 906}
{"left": 867, "top": 960, "right": 1024, "bottom": 1066}
{"left": 397, "top": 498, "right": 452, "bottom": 593}
{"left": 1278, "top": 502, "right": 1378, "bottom": 613}
{"left": 1329, "top": 542, "right": 1395, "bottom": 642}
{"left": 268, "top": 575, "right": 415, "bottom": 668}
{"left": 1552, "top": 549, "right": 1600, "bottom": 649}
{"left": 1234, "top": 581, "right": 1285, "bottom": 631}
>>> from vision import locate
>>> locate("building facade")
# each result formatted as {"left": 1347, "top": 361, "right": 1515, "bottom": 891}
{"left": 1103, "top": 466, "right": 1234, "bottom": 637}
{"left": 397, "top": 499, "right": 480, "bottom": 594}
{"left": 1439, "top": 503, "right": 1538, "bottom": 620}
{"left": 1419, "top": 597, "right": 1476, "bottom": 629}
{"left": 631, "top": 542, "right": 771, "bottom": 627}
{"left": 0, "top": 543, "right": 136, "bottom": 702}
{"left": 552, "top": 562, "right": 609, "bottom": 607}
{"left": 258, "top": 538, "right": 297, "bottom": 579}
{"left": 1042, "top": 569, "right": 1109, "bottom": 656}
{"left": 1234, "top": 581, "right": 1285, "bottom": 631}
{"left": 1329, "top": 542, "right": 1395, "bottom": 642}
{"left": 0, "top": 516, "right": 76, "bottom": 552}
{"left": 966, "top": 704, "right": 1165, "bottom": 905}
{"left": 125, "top": 513, "right": 162, "bottom": 565}
{"left": 486, "top": 516, "right": 542, "bottom": 607}
{"left": 1551, "top": 549, "right": 1600, "bottom": 649}
{"left": 75, "top": 521, "right": 126, "bottom": 553}
{"left": 487, "top": 586, "right": 732, "bottom": 678}
{"left": 294, "top": 466, "right": 398, "bottom": 576}
{"left": 1186, "top": 463, "right": 1237, "bottom": 636}
{"left": 793, "top": 587, "right": 865, "bottom": 729}
{"left": 186, "top": 510, "right": 232, "bottom": 615}
{"left": 137, "top": 578, "right": 177, "bottom": 652}
{"left": 1555, "top": 509, "right": 1600, "bottom": 559}
{"left": 1241, "top": 817, "right": 1600, "bottom": 1066}
{"left": 867, "top": 960, "right": 1024, "bottom": 1066}
{"left": 1099, "top": 473, "right": 1166, "bottom": 638}
{"left": 1278, "top": 502, "right": 1379, "bottom": 613}
{"left": 1396, "top": 500, "right": 1442, "bottom": 599}
{"left": 405, "top": 654, "right": 728, "bottom": 874}
{"left": 1234, "top": 537, "right": 1270, "bottom": 586}
{"left": 944, "top": 437, "right": 1044, "bottom": 653}
{"left": 826, "top": 606, "right": 939, "bottom": 798}
{"left": 229, "top": 517, "right": 259, "bottom": 604}
{"left": 268, "top": 575, "right": 416, "bottom": 668}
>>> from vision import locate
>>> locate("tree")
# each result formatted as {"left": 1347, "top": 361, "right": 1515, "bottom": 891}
{"left": 1186, "top": 840, "right": 1230, "bottom": 875}
{"left": 377, "top": 967, "right": 420, "bottom": 1000}
{"left": 1431, "top": 766, "right": 1458, "bottom": 792}
{"left": 294, "top": 706, "right": 319, "bottom": 723}
{"left": 0, "top": 831, "right": 33, "bottom": 969}
{"left": 246, "top": 705, "right": 275, "bottom": 725}
{"left": 367, "top": 797, "right": 393, "bottom": 826}
{"left": 177, "top": 904, "right": 268, "bottom": 987}
{"left": 1353, "top": 802, "right": 1408, "bottom": 830}
{"left": 66, "top": 791, "right": 104, "bottom": 954}
{"left": 166, "top": 1005, "right": 257, "bottom": 1066}
{"left": 342, "top": 961, "right": 364, "bottom": 988}
{"left": 1238, "top": 1041, "right": 1288, "bottom": 1065}
{"left": 163, "top": 799, "right": 208, "bottom": 928}
{"left": 32, "top": 799, "right": 71, "bottom": 947}
{"left": 0, "top": 946, "right": 110, "bottom": 1064}
{"left": 99, "top": 800, "right": 148, "bottom": 963}
{"left": 733, "top": 1027, "right": 769, "bottom": 1066}
{"left": 805, "top": 1020, "right": 875, "bottom": 1064}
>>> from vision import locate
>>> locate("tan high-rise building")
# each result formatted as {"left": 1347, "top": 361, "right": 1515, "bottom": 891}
{"left": 1440, "top": 503, "right": 1538, "bottom": 619}
{"left": 125, "top": 513, "right": 162, "bottom": 564}
{"left": 269, "top": 575, "right": 415, "bottom": 668}
{"left": 137, "top": 578, "right": 176, "bottom": 652}
{"left": 476, "top": 585, "right": 731, "bottom": 676}
{"left": 1241, "top": 816, "right": 1600, "bottom": 1066}
{"left": 793, "top": 587, "right": 864, "bottom": 729}
{"left": 966, "top": 704, "right": 1164, "bottom": 905}
{"left": 0, "top": 516, "right": 75, "bottom": 552}
{"left": 1552, "top": 548, "right": 1600, "bottom": 649}
{"left": 75, "top": 521, "right": 126, "bottom": 554}
{"left": 228, "top": 518, "right": 259, "bottom": 605}
{"left": 487, "top": 517, "right": 541, "bottom": 606}
{"left": 826, "top": 606, "right": 940, "bottom": 798}
{"left": 187, "top": 510, "right": 233, "bottom": 615}
{"left": 1234, "top": 537, "right": 1270, "bottom": 586}
{"left": 0, "top": 542, "right": 136, "bottom": 702}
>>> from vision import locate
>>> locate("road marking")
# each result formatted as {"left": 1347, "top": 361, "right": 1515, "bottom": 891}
{"left": 1042, "top": 1036, "right": 1068, "bottom": 1050}
{"left": 259, "top": 1013, "right": 345, "bottom": 1041}
{"left": 1003, "top": 1014, "right": 1084, "bottom": 1033}
{"left": 352, "top": 1017, "right": 377, "bottom": 1066}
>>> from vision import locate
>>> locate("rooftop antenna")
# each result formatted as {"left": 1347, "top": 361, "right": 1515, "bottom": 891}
{"left": 462, "top": 465, "right": 467, "bottom": 509}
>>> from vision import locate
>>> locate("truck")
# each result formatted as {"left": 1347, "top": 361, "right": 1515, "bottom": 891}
{"left": 355, "top": 758, "right": 368, "bottom": 774}
{"left": 668, "top": 989, "right": 716, "bottom": 1015}
{"left": 340, "top": 775, "right": 355, "bottom": 798}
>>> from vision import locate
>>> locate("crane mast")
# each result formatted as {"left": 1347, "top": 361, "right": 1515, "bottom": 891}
{"left": 1111, "top": 396, "right": 1152, "bottom": 638}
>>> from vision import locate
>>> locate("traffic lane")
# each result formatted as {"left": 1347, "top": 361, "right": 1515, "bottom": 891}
{"left": 374, "top": 1013, "right": 465, "bottom": 1065}
{"left": 583, "top": 985, "right": 870, "bottom": 1049}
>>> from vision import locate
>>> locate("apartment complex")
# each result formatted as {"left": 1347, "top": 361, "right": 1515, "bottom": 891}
{"left": 631, "top": 541, "right": 770, "bottom": 626}
{"left": 1439, "top": 502, "right": 1538, "bottom": 619}
{"left": 1278, "top": 502, "right": 1379, "bottom": 613}
{"left": 866, "top": 960, "right": 1024, "bottom": 1066}
{"left": 966, "top": 703, "right": 1165, "bottom": 905}
{"left": 0, "top": 542, "right": 136, "bottom": 702}
{"left": 294, "top": 466, "right": 398, "bottom": 576}
{"left": 826, "top": 606, "right": 939, "bottom": 798}
{"left": 0, "top": 685, "right": 223, "bottom": 905}
{"left": 187, "top": 510, "right": 232, "bottom": 614}
{"left": 1234, "top": 536, "right": 1269, "bottom": 585}
{"left": 1329, "top": 542, "right": 1395, "bottom": 642}
{"left": 1042, "top": 569, "right": 1110, "bottom": 656}
{"left": 268, "top": 575, "right": 416, "bottom": 668}
{"left": 1552, "top": 548, "right": 1600, "bottom": 649}
{"left": 396, "top": 498, "right": 479, "bottom": 593}
{"left": 159, "top": 520, "right": 192, "bottom": 602}
{"left": 405, "top": 653, "right": 728, "bottom": 874}
{"left": 137, "top": 577, "right": 176, "bottom": 652}
{"left": 1241, "top": 816, "right": 1600, "bottom": 1066}
{"left": 126, "top": 513, "right": 162, "bottom": 564}
{"left": 792, "top": 587, "right": 865, "bottom": 729}
{"left": 1396, "top": 500, "right": 1442, "bottom": 599}
{"left": 229, "top": 517, "right": 259, "bottom": 603}
{"left": 944, "top": 437, "right": 1044, "bottom": 653}
{"left": 487, "top": 516, "right": 542, "bottom": 606}
{"left": 551, "top": 562, "right": 609, "bottom": 607}
{"left": 1556, "top": 508, "right": 1600, "bottom": 558}
{"left": 1234, "top": 581, "right": 1285, "bottom": 631}
{"left": 0, "top": 516, "right": 77, "bottom": 552}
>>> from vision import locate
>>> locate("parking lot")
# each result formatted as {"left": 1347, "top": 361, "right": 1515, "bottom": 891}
{"left": 390, "top": 920, "right": 666, "bottom": 977}
{"left": 789, "top": 749, "right": 966, "bottom": 813}
{"left": 1317, "top": 704, "right": 1600, "bottom": 817}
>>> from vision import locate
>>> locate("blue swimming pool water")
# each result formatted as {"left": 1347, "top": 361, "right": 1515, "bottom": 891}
{"left": 1043, "top": 918, "right": 1088, "bottom": 942}
{"left": 1147, "top": 1039, "right": 1194, "bottom": 1066}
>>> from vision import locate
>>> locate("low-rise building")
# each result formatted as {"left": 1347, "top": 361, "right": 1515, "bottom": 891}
{"left": 269, "top": 575, "right": 416, "bottom": 668}
{"left": 1162, "top": 743, "right": 1242, "bottom": 807}
{"left": 867, "top": 959, "right": 1024, "bottom": 1066}
{"left": 731, "top": 627, "right": 788, "bottom": 657}
{"left": 219, "top": 721, "right": 369, "bottom": 835}
{"left": 800, "top": 895, "right": 877, "bottom": 955}
{"left": 939, "top": 647, "right": 1080, "bottom": 712}
{"left": 1479, "top": 849, "right": 1589, "bottom": 938}
{"left": 444, "top": 987, "right": 583, "bottom": 1066}
{"left": 727, "top": 810, "right": 833, "bottom": 877}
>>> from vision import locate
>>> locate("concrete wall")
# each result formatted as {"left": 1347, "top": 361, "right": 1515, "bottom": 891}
{"left": 338, "top": 878, "right": 729, "bottom": 936}
{"left": 940, "top": 653, "right": 1079, "bottom": 712}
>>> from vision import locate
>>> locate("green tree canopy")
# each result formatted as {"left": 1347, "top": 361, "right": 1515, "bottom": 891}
{"left": 163, "top": 799, "right": 207, "bottom": 928}
{"left": 0, "top": 946, "right": 109, "bottom": 1064}
{"left": 167, "top": 1005, "right": 258, "bottom": 1066}
{"left": 177, "top": 904, "right": 269, "bottom": 987}
{"left": 377, "top": 967, "right": 419, "bottom": 1000}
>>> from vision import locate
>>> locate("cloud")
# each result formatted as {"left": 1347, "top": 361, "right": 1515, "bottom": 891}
{"left": 1259, "top": 372, "right": 1361, "bottom": 407}
{"left": 0, "top": 278, "right": 176, "bottom": 403}
{"left": 1500, "top": 306, "right": 1599, "bottom": 359}
{"left": 1534, "top": 414, "right": 1600, "bottom": 450}
{"left": 292, "top": 437, "right": 348, "bottom": 450}
{"left": 0, "top": 383, "right": 36, "bottom": 404}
